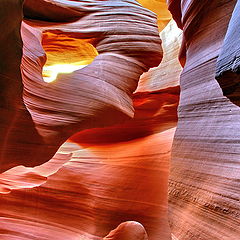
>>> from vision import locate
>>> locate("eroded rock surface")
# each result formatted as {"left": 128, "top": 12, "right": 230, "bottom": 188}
{"left": 1, "top": 0, "right": 239, "bottom": 240}
{"left": 168, "top": 0, "right": 240, "bottom": 239}
{"left": 0, "top": 127, "right": 175, "bottom": 239}
{"left": 103, "top": 221, "right": 148, "bottom": 240}
{"left": 0, "top": 0, "right": 162, "bottom": 172}
{"left": 0, "top": 1, "right": 177, "bottom": 240}
{"left": 215, "top": 0, "right": 240, "bottom": 106}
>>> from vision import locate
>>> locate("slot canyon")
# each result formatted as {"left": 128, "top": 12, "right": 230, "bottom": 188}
{"left": 0, "top": 0, "right": 239, "bottom": 239}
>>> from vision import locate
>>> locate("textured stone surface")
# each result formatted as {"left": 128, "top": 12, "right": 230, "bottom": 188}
{"left": 70, "top": 86, "right": 179, "bottom": 144}
{"left": 136, "top": 19, "right": 182, "bottom": 92}
{"left": 215, "top": 0, "right": 240, "bottom": 106}
{"left": 0, "top": 0, "right": 24, "bottom": 171}
{"left": 0, "top": 0, "right": 162, "bottom": 173}
{"left": 0, "top": 128, "right": 175, "bottom": 239}
{"left": 168, "top": 0, "right": 240, "bottom": 239}
{"left": 0, "top": 1, "right": 178, "bottom": 240}
{"left": 103, "top": 221, "right": 148, "bottom": 240}
{"left": 2, "top": 0, "right": 239, "bottom": 240}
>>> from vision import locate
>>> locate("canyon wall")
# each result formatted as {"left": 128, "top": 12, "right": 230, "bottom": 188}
{"left": 168, "top": 0, "right": 240, "bottom": 239}
{"left": 0, "top": 1, "right": 180, "bottom": 240}
{"left": 1, "top": 0, "right": 162, "bottom": 172}
{"left": 0, "top": 0, "right": 239, "bottom": 239}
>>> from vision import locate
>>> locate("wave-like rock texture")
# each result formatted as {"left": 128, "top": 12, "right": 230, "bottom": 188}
{"left": 136, "top": 19, "right": 182, "bottom": 92}
{"left": 0, "top": 0, "right": 162, "bottom": 173}
{"left": 70, "top": 86, "right": 179, "bottom": 145}
{"left": 0, "top": 127, "right": 175, "bottom": 239}
{"left": 215, "top": 0, "right": 240, "bottom": 106}
{"left": 167, "top": 0, "right": 240, "bottom": 239}
{"left": 0, "top": 56, "right": 179, "bottom": 239}
{"left": 0, "top": 1, "right": 181, "bottom": 240}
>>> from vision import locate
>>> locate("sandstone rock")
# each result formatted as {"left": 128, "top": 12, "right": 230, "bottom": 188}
{"left": 215, "top": 0, "right": 240, "bottom": 106}
{"left": 70, "top": 86, "right": 179, "bottom": 144}
{"left": 0, "top": 128, "right": 175, "bottom": 239}
{"left": 0, "top": 0, "right": 24, "bottom": 171}
{"left": 0, "top": 1, "right": 176, "bottom": 240}
{"left": 2, "top": 0, "right": 239, "bottom": 240}
{"left": 168, "top": 0, "right": 240, "bottom": 239}
{"left": 103, "top": 221, "right": 148, "bottom": 240}
{"left": 0, "top": 0, "right": 162, "bottom": 172}
{"left": 136, "top": 19, "right": 182, "bottom": 92}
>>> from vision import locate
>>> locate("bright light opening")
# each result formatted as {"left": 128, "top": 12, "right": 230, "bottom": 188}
{"left": 42, "top": 62, "right": 88, "bottom": 83}
{"left": 41, "top": 32, "right": 98, "bottom": 83}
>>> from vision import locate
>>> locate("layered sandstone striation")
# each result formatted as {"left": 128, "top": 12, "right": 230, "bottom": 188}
{"left": 167, "top": 0, "right": 240, "bottom": 239}
{"left": 0, "top": 128, "right": 175, "bottom": 239}
{"left": 136, "top": 19, "right": 182, "bottom": 92}
{"left": 215, "top": 0, "right": 240, "bottom": 106}
{"left": 0, "top": 0, "right": 162, "bottom": 172}
{"left": 0, "top": 1, "right": 179, "bottom": 240}
{"left": 1, "top": 0, "right": 239, "bottom": 240}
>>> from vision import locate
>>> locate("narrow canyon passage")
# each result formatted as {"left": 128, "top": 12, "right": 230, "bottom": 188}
{"left": 0, "top": 0, "right": 239, "bottom": 240}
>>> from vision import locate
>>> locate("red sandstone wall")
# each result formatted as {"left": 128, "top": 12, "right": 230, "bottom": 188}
{"left": 0, "top": 1, "right": 180, "bottom": 239}
{"left": 168, "top": 0, "right": 240, "bottom": 239}
{"left": 1, "top": 0, "right": 239, "bottom": 239}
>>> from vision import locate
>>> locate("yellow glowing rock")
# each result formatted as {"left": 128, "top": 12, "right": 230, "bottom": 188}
{"left": 41, "top": 32, "right": 98, "bottom": 82}
{"left": 137, "top": 0, "right": 172, "bottom": 30}
{"left": 43, "top": 62, "right": 89, "bottom": 83}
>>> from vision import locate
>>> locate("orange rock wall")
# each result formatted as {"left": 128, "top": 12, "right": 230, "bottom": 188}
{"left": 1, "top": 0, "right": 239, "bottom": 240}
{"left": 0, "top": 1, "right": 179, "bottom": 240}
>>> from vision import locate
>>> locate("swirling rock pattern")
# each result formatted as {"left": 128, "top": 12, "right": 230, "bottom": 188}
{"left": 167, "top": 0, "right": 240, "bottom": 239}
{"left": 70, "top": 86, "right": 179, "bottom": 145}
{"left": 3, "top": 0, "right": 239, "bottom": 240}
{"left": 0, "top": 127, "right": 175, "bottom": 239}
{"left": 136, "top": 19, "right": 182, "bottom": 92}
{"left": 0, "top": 1, "right": 178, "bottom": 240}
{"left": 215, "top": 0, "right": 240, "bottom": 106}
{"left": 0, "top": 0, "right": 162, "bottom": 172}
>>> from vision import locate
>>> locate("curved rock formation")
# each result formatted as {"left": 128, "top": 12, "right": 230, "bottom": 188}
{"left": 70, "top": 86, "right": 179, "bottom": 145}
{"left": 0, "top": 127, "right": 175, "bottom": 239}
{"left": 0, "top": 0, "right": 24, "bottom": 171}
{"left": 215, "top": 0, "right": 240, "bottom": 106}
{"left": 167, "top": 0, "right": 240, "bottom": 239}
{"left": 103, "top": 221, "right": 148, "bottom": 240}
{"left": 136, "top": 19, "right": 182, "bottom": 92}
{"left": 2, "top": 0, "right": 239, "bottom": 240}
{"left": 0, "top": 0, "right": 162, "bottom": 172}
{"left": 0, "top": 1, "right": 177, "bottom": 240}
